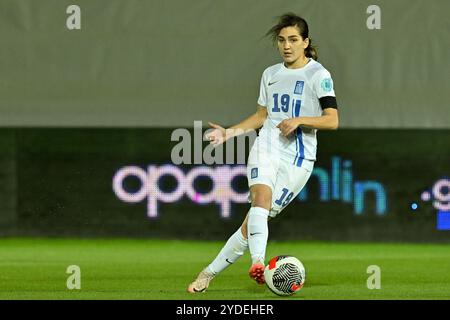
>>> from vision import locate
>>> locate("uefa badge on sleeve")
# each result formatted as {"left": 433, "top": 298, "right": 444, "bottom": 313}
{"left": 321, "top": 78, "right": 333, "bottom": 92}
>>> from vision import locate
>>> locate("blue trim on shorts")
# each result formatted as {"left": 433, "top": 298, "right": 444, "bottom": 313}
{"left": 296, "top": 128, "right": 304, "bottom": 167}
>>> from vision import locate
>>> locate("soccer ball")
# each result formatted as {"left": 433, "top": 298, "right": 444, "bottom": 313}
{"left": 264, "top": 255, "right": 305, "bottom": 296}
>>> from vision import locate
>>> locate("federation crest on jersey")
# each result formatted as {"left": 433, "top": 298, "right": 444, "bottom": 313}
{"left": 321, "top": 78, "right": 333, "bottom": 92}
{"left": 251, "top": 168, "right": 258, "bottom": 179}
{"left": 294, "top": 80, "right": 304, "bottom": 95}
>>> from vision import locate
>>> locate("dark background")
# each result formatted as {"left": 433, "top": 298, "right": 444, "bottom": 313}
{"left": 0, "top": 128, "right": 448, "bottom": 242}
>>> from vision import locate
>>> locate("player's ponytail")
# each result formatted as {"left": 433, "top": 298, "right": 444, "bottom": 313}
{"left": 305, "top": 38, "right": 318, "bottom": 61}
{"left": 266, "top": 13, "right": 318, "bottom": 61}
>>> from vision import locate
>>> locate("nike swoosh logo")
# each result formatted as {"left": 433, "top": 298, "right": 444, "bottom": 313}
{"left": 193, "top": 287, "right": 206, "bottom": 293}
{"left": 225, "top": 259, "right": 233, "bottom": 264}
{"left": 268, "top": 80, "right": 278, "bottom": 86}
{"left": 250, "top": 232, "right": 262, "bottom": 236}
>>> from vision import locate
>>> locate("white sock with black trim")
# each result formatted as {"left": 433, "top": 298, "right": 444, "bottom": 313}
{"left": 247, "top": 206, "right": 269, "bottom": 264}
{"left": 206, "top": 227, "right": 248, "bottom": 275}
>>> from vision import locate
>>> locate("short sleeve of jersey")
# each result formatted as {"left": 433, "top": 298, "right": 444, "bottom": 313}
{"left": 257, "top": 70, "right": 268, "bottom": 107}
{"left": 312, "top": 69, "right": 336, "bottom": 99}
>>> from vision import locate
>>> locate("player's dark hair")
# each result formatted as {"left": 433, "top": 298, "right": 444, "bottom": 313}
{"left": 266, "top": 13, "right": 318, "bottom": 60}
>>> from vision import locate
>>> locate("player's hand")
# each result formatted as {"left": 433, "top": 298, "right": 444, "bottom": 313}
{"left": 277, "top": 118, "right": 301, "bottom": 137}
{"left": 205, "top": 122, "right": 227, "bottom": 146}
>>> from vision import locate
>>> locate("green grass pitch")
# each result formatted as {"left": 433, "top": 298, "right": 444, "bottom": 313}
{"left": 0, "top": 238, "right": 449, "bottom": 300}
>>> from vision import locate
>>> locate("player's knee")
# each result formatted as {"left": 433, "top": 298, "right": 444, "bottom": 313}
{"left": 241, "top": 222, "right": 248, "bottom": 239}
{"left": 252, "top": 192, "right": 271, "bottom": 210}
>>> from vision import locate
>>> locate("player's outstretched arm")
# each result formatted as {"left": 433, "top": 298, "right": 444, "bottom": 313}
{"left": 205, "top": 106, "right": 267, "bottom": 146}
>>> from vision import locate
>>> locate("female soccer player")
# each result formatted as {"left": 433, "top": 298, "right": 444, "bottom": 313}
{"left": 188, "top": 13, "right": 339, "bottom": 293}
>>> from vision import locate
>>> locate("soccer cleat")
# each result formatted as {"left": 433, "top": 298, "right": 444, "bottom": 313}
{"left": 187, "top": 269, "right": 215, "bottom": 293}
{"left": 248, "top": 263, "right": 265, "bottom": 284}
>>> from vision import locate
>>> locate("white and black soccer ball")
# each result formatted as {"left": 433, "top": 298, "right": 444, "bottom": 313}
{"left": 264, "top": 255, "right": 305, "bottom": 296}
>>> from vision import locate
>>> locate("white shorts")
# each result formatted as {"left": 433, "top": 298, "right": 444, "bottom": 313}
{"left": 246, "top": 140, "right": 313, "bottom": 218}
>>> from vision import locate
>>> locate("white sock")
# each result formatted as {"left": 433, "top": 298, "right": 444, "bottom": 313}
{"left": 206, "top": 227, "right": 248, "bottom": 275}
{"left": 247, "top": 206, "right": 269, "bottom": 264}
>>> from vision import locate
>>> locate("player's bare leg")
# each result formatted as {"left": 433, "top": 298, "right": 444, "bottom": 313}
{"left": 247, "top": 184, "right": 272, "bottom": 284}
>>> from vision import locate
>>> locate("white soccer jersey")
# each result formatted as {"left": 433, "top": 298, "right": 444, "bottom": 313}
{"left": 257, "top": 59, "right": 336, "bottom": 166}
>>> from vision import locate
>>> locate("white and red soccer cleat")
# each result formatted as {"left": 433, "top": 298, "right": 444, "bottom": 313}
{"left": 248, "top": 263, "right": 265, "bottom": 284}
